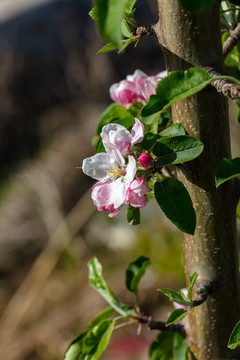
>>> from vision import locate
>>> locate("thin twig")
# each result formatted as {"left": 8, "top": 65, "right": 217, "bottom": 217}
{"left": 203, "top": 66, "right": 240, "bottom": 99}
{"left": 134, "top": 315, "right": 186, "bottom": 338}
{"left": 223, "top": 23, "right": 240, "bottom": 58}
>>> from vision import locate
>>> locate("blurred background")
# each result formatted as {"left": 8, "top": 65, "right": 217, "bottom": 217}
{"left": 0, "top": 1, "right": 239, "bottom": 359}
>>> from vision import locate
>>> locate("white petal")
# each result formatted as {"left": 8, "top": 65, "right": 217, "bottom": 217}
{"left": 124, "top": 155, "right": 136, "bottom": 183}
{"left": 127, "top": 69, "right": 147, "bottom": 82}
{"left": 131, "top": 118, "right": 144, "bottom": 145}
{"left": 111, "top": 178, "right": 128, "bottom": 208}
{"left": 82, "top": 153, "right": 117, "bottom": 181}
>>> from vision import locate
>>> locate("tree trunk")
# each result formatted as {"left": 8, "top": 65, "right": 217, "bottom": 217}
{"left": 156, "top": 1, "right": 240, "bottom": 359}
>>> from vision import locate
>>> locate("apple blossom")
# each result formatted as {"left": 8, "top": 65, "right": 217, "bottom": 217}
{"left": 82, "top": 118, "right": 151, "bottom": 218}
{"left": 109, "top": 69, "right": 167, "bottom": 108}
{"left": 101, "top": 118, "right": 144, "bottom": 166}
{"left": 138, "top": 153, "right": 152, "bottom": 168}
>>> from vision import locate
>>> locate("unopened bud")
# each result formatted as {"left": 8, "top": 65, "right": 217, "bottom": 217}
{"left": 139, "top": 153, "right": 152, "bottom": 168}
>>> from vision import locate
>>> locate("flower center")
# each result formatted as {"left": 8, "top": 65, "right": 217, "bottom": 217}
{"left": 108, "top": 166, "right": 126, "bottom": 180}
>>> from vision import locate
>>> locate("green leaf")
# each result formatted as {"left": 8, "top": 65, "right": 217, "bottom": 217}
{"left": 94, "top": 0, "right": 129, "bottom": 48}
{"left": 88, "top": 257, "right": 132, "bottom": 316}
{"left": 187, "top": 272, "right": 198, "bottom": 301}
{"left": 126, "top": 255, "right": 151, "bottom": 293}
{"left": 121, "top": 19, "right": 132, "bottom": 37}
{"left": 154, "top": 178, "right": 196, "bottom": 235}
{"left": 149, "top": 332, "right": 188, "bottom": 360}
{"left": 153, "top": 136, "right": 204, "bottom": 167}
{"left": 127, "top": 205, "right": 140, "bottom": 225}
{"left": 215, "top": 157, "right": 240, "bottom": 187}
{"left": 173, "top": 333, "right": 189, "bottom": 360}
{"left": 118, "top": 37, "right": 137, "bottom": 53}
{"left": 141, "top": 68, "right": 212, "bottom": 118}
{"left": 125, "top": 0, "right": 137, "bottom": 12}
{"left": 89, "top": 7, "right": 98, "bottom": 20}
{"left": 160, "top": 123, "right": 186, "bottom": 137}
{"left": 140, "top": 110, "right": 163, "bottom": 126}
{"left": 97, "top": 42, "right": 117, "bottom": 54}
{"left": 166, "top": 309, "right": 189, "bottom": 327}
{"left": 157, "top": 288, "right": 192, "bottom": 307}
{"left": 179, "top": 0, "right": 216, "bottom": 12}
{"left": 88, "top": 307, "right": 115, "bottom": 330}
{"left": 149, "top": 332, "right": 174, "bottom": 360}
{"left": 228, "top": 321, "right": 240, "bottom": 349}
{"left": 64, "top": 331, "right": 88, "bottom": 360}
{"left": 141, "top": 132, "right": 159, "bottom": 150}
{"left": 96, "top": 103, "right": 131, "bottom": 135}
{"left": 82, "top": 319, "right": 115, "bottom": 359}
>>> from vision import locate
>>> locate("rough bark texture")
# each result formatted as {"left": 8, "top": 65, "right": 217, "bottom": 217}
{"left": 156, "top": 1, "right": 240, "bottom": 359}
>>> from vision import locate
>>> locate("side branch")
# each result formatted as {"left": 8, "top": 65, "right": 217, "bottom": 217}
{"left": 135, "top": 315, "right": 186, "bottom": 338}
{"left": 223, "top": 23, "right": 240, "bottom": 58}
{"left": 203, "top": 66, "right": 240, "bottom": 99}
{"left": 134, "top": 24, "right": 156, "bottom": 38}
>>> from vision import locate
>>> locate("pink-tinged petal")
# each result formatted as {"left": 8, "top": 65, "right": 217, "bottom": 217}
{"left": 101, "top": 123, "right": 130, "bottom": 164}
{"left": 91, "top": 181, "right": 113, "bottom": 208}
{"left": 124, "top": 156, "right": 137, "bottom": 183}
{"left": 111, "top": 177, "right": 128, "bottom": 209}
{"left": 129, "top": 178, "right": 151, "bottom": 195}
{"left": 108, "top": 127, "right": 132, "bottom": 155}
{"left": 126, "top": 178, "right": 151, "bottom": 208}
{"left": 131, "top": 118, "right": 144, "bottom": 145}
{"left": 126, "top": 69, "right": 147, "bottom": 82}
{"left": 108, "top": 205, "right": 122, "bottom": 218}
{"left": 138, "top": 153, "right": 152, "bottom": 168}
{"left": 109, "top": 80, "right": 137, "bottom": 107}
{"left": 82, "top": 153, "right": 117, "bottom": 181}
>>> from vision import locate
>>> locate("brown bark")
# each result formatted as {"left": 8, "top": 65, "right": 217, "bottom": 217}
{"left": 156, "top": 1, "right": 240, "bottom": 359}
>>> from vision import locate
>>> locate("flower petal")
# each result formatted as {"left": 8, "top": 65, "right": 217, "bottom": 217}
{"left": 131, "top": 118, "right": 144, "bottom": 145}
{"left": 111, "top": 177, "right": 128, "bottom": 209}
{"left": 124, "top": 155, "right": 137, "bottom": 183}
{"left": 82, "top": 153, "right": 117, "bottom": 181}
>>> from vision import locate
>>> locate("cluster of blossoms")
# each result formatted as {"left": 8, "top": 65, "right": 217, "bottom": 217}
{"left": 82, "top": 119, "right": 151, "bottom": 218}
{"left": 110, "top": 69, "right": 167, "bottom": 108}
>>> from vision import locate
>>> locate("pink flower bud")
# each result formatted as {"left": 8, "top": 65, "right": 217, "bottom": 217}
{"left": 138, "top": 153, "right": 152, "bottom": 168}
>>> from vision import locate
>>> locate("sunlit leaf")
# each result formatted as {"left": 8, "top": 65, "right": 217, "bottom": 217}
{"left": 89, "top": 7, "right": 98, "bottom": 20}
{"left": 228, "top": 321, "right": 240, "bottom": 349}
{"left": 97, "top": 42, "right": 117, "bottom": 54}
{"left": 88, "top": 307, "right": 115, "bottom": 329}
{"left": 160, "top": 123, "right": 186, "bottom": 137}
{"left": 94, "top": 0, "right": 129, "bottom": 48}
{"left": 96, "top": 103, "right": 132, "bottom": 135}
{"left": 187, "top": 272, "right": 198, "bottom": 300}
{"left": 149, "top": 332, "right": 188, "bottom": 360}
{"left": 166, "top": 309, "right": 189, "bottom": 326}
{"left": 141, "top": 68, "right": 212, "bottom": 118}
{"left": 88, "top": 257, "right": 132, "bottom": 316}
{"left": 157, "top": 288, "right": 192, "bottom": 307}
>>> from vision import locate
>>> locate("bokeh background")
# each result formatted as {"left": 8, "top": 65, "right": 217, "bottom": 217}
{"left": 0, "top": 1, "right": 239, "bottom": 359}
